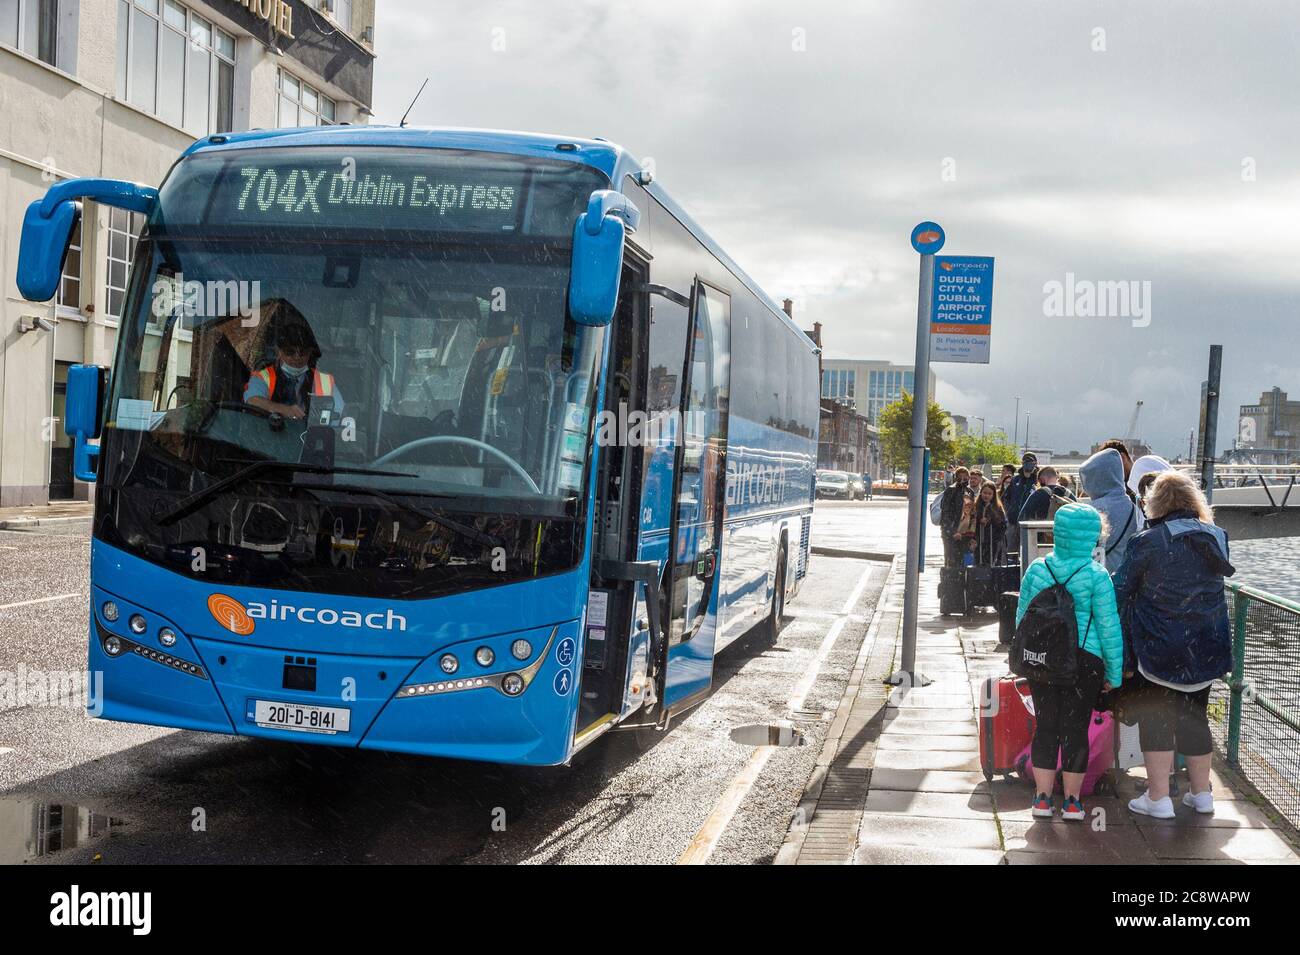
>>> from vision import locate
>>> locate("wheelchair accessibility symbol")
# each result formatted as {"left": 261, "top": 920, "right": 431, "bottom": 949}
{"left": 555, "top": 637, "right": 576, "bottom": 668}
{"left": 553, "top": 668, "right": 573, "bottom": 696}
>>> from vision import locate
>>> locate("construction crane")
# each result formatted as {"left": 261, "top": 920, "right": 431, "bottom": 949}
{"left": 1125, "top": 400, "right": 1144, "bottom": 444}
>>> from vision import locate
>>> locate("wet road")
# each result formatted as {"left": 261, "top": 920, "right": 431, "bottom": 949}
{"left": 0, "top": 515, "right": 890, "bottom": 865}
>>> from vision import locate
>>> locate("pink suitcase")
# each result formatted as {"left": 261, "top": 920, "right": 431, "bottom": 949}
{"left": 1013, "top": 710, "right": 1116, "bottom": 796}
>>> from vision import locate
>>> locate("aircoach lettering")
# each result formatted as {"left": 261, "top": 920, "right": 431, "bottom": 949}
{"left": 246, "top": 601, "right": 407, "bottom": 631}
{"left": 209, "top": 593, "right": 406, "bottom": 633}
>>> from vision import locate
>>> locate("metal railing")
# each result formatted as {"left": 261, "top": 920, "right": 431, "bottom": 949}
{"left": 1210, "top": 583, "right": 1300, "bottom": 828}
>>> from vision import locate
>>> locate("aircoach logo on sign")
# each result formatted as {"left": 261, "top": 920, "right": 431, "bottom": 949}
{"left": 207, "top": 593, "right": 407, "bottom": 633}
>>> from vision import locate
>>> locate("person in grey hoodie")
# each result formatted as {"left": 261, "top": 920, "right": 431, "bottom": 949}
{"left": 1079, "top": 447, "right": 1141, "bottom": 573}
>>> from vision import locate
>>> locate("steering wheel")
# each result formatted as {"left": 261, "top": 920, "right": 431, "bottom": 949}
{"left": 373, "top": 436, "right": 541, "bottom": 494}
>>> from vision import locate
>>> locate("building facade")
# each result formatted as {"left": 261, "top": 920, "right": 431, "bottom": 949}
{"left": 1, "top": 0, "right": 377, "bottom": 506}
{"left": 819, "top": 358, "right": 937, "bottom": 426}
{"left": 1235, "top": 386, "right": 1300, "bottom": 464}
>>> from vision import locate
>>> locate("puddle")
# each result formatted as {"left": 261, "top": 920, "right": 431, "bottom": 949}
{"left": 0, "top": 797, "right": 123, "bottom": 863}
{"left": 729, "top": 722, "right": 805, "bottom": 747}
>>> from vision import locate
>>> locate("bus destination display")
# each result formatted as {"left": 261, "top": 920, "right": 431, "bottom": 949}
{"left": 230, "top": 162, "right": 522, "bottom": 231}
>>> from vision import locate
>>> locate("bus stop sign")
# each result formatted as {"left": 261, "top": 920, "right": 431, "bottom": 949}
{"left": 910, "top": 221, "right": 945, "bottom": 255}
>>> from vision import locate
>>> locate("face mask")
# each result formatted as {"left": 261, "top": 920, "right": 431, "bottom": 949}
{"left": 281, "top": 362, "right": 309, "bottom": 378}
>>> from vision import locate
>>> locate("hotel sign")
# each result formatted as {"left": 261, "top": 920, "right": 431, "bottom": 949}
{"left": 231, "top": 0, "right": 295, "bottom": 38}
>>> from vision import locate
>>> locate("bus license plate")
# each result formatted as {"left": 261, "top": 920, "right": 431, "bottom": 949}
{"left": 252, "top": 700, "right": 350, "bottom": 735}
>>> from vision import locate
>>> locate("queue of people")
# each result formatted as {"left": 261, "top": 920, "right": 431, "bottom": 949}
{"left": 935, "top": 440, "right": 1233, "bottom": 824}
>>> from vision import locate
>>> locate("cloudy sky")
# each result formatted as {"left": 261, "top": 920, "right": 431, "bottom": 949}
{"left": 373, "top": 1, "right": 1299, "bottom": 458}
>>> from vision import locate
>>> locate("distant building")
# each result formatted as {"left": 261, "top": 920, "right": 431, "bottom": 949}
{"left": 820, "top": 358, "right": 938, "bottom": 426}
{"left": 799, "top": 318, "right": 882, "bottom": 478}
{"left": 1234, "top": 386, "right": 1300, "bottom": 464}
{"left": 949, "top": 414, "right": 969, "bottom": 437}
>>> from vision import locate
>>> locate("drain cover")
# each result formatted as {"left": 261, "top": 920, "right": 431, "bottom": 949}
{"left": 730, "top": 722, "right": 805, "bottom": 747}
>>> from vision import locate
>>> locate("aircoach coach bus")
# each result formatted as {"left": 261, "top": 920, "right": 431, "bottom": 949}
{"left": 16, "top": 127, "right": 819, "bottom": 765}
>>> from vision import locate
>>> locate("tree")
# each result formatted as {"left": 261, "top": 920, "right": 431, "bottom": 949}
{"left": 878, "top": 391, "right": 956, "bottom": 476}
{"left": 951, "top": 430, "right": 1021, "bottom": 472}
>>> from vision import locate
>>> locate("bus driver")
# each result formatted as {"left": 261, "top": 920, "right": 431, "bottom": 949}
{"left": 243, "top": 300, "right": 344, "bottom": 422}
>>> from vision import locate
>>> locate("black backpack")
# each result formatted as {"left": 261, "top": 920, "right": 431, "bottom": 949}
{"left": 1010, "top": 563, "right": 1091, "bottom": 686}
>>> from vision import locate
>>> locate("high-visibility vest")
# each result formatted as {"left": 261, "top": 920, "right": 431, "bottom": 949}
{"left": 252, "top": 365, "right": 334, "bottom": 399}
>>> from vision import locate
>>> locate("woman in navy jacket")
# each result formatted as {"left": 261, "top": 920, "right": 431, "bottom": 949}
{"left": 1112, "top": 471, "right": 1235, "bottom": 819}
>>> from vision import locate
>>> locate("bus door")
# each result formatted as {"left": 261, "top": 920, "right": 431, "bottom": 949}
{"left": 578, "top": 257, "right": 652, "bottom": 740}
{"left": 662, "top": 281, "right": 731, "bottom": 710}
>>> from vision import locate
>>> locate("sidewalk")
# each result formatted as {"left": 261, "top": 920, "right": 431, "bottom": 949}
{"left": 782, "top": 550, "right": 1300, "bottom": 864}
{"left": 0, "top": 500, "right": 93, "bottom": 529}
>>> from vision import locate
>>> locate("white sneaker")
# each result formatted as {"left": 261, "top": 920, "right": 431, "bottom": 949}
{"left": 1182, "top": 789, "right": 1215, "bottom": 814}
{"left": 1129, "top": 790, "right": 1176, "bottom": 819}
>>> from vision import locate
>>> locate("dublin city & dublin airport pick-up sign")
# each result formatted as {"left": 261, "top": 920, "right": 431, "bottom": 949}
{"left": 930, "top": 254, "right": 994, "bottom": 365}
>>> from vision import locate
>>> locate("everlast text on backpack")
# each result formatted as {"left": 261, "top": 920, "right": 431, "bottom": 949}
{"left": 1010, "top": 563, "right": 1091, "bottom": 686}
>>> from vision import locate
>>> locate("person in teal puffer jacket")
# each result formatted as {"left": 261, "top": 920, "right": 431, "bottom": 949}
{"left": 1015, "top": 503, "right": 1124, "bottom": 820}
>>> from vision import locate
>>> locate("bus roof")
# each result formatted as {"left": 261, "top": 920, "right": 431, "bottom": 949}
{"left": 181, "top": 125, "right": 813, "bottom": 350}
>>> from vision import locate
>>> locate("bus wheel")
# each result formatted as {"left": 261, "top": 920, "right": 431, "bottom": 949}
{"left": 767, "top": 544, "right": 787, "bottom": 639}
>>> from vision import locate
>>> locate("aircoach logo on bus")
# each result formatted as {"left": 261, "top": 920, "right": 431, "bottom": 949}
{"left": 207, "top": 594, "right": 407, "bottom": 634}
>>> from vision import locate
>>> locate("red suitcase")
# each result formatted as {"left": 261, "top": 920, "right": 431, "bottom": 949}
{"left": 979, "top": 675, "right": 1035, "bottom": 781}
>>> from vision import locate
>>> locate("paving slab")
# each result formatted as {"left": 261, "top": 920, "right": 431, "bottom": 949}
{"left": 883, "top": 706, "right": 972, "bottom": 721}
{"left": 1137, "top": 824, "right": 1300, "bottom": 861}
{"left": 855, "top": 845, "right": 1004, "bottom": 865}
{"left": 864, "top": 789, "right": 995, "bottom": 820}
{"left": 1128, "top": 798, "right": 1274, "bottom": 829}
{"left": 873, "top": 749, "right": 983, "bottom": 772}
{"left": 885, "top": 694, "right": 973, "bottom": 709}
{"left": 1001, "top": 820, "right": 1157, "bottom": 863}
{"left": 879, "top": 719, "right": 976, "bottom": 737}
{"left": 857, "top": 813, "right": 1001, "bottom": 851}
{"left": 1004, "top": 850, "right": 1157, "bottom": 866}
{"left": 870, "top": 769, "right": 993, "bottom": 794}
{"left": 876, "top": 733, "right": 979, "bottom": 752}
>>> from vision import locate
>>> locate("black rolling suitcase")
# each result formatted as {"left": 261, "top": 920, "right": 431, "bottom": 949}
{"left": 994, "top": 563, "right": 1021, "bottom": 595}
{"left": 997, "top": 591, "right": 1019, "bottom": 644}
{"left": 965, "top": 566, "right": 995, "bottom": 609}
{"left": 939, "top": 566, "right": 966, "bottom": 616}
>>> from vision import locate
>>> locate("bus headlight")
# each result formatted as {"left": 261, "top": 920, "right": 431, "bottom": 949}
{"left": 510, "top": 639, "right": 532, "bottom": 661}
{"left": 439, "top": 653, "right": 458, "bottom": 675}
{"left": 159, "top": 628, "right": 177, "bottom": 647}
{"left": 102, "top": 601, "right": 120, "bottom": 622}
{"left": 474, "top": 646, "right": 494, "bottom": 667}
{"left": 501, "top": 673, "right": 524, "bottom": 696}
{"left": 128, "top": 614, "right": 147, "bottom": 634}
{"left": 104, "top": 636, "right": 123, "bottom": 656}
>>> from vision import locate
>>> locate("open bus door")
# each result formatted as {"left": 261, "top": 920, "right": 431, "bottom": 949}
{"left": 659, "top": 281, "right": 731, "bottom": 719}
{"left": 575, "top": 256, "right": 655, "bottom": 747}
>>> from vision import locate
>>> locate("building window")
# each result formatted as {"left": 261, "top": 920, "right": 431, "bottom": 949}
{"left": 56, "top": 218, "right": 82, "bottom": 314}
{"left": 106, "top": 208, "right": 146, "bottom": 323}
{"left": 1, "top": 0, "right": 60, "bottom": 66}
{"left": 329, "top": 0, "right": 353, "bottom": 34}
{"left": 116, "top": 0, "right": 235, "bottom": 135}
{"left": 277, "top": 69, "right": 337, "bottom": 127}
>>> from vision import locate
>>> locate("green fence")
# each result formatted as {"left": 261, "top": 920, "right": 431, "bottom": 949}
{"left": 1210, "top": 584, "right": 1300, "bottom": 828}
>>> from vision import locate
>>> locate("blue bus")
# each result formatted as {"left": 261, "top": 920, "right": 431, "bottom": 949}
{"left": 16, "top": 127, "right": 819, "bottom": 765}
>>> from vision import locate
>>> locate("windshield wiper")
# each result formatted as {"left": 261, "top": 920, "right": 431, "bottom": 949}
{"left": 156, "top": 461, "right": 417, "bottom": 526}
{"left": 291, "top": 482, "right": 502, "bottom": 550}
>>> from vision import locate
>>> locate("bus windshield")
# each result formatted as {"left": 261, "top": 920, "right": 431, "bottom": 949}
{"left": 97, "top": 146, "right": 611, "bottom": 601}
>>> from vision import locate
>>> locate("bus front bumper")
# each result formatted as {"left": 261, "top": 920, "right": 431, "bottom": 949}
{"left": 89, "top": 590, "right": 582, "bottom": 766}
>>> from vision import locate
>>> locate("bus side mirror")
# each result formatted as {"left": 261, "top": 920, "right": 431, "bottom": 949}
{"left": 569, "top": 189, "right": 640, "bottom": 327}
{"left": 65, "top": 364, "right": 109, "bottom": 482}
{"left": 17, "top": 178, "right": 158, "bottom": 302}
